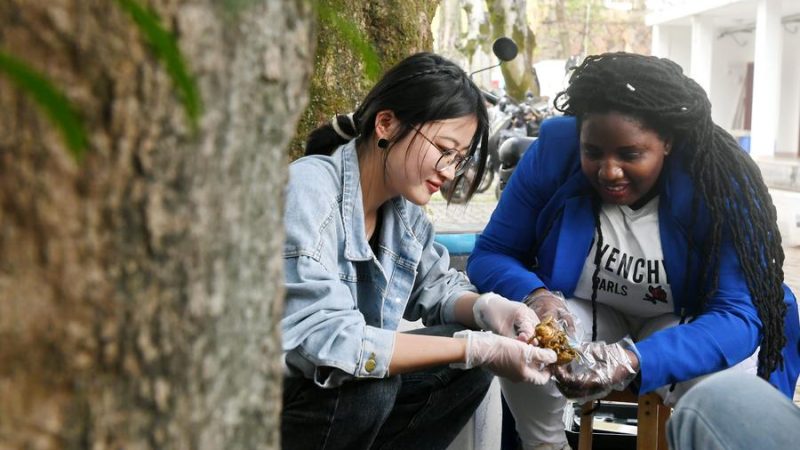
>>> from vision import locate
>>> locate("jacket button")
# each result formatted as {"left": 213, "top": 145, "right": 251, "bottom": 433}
{"left": 365, "top": 353, "right": 377, "bottom": 373}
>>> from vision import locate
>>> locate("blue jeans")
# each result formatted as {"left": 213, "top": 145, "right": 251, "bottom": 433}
{"left": 281, "top": 326, "right": 494, "bottom": 450}
{"left": 668, "top": 371, "right": 800, "bottom": 450}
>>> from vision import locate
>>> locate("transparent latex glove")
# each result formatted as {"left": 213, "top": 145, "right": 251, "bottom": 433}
{"left": 473, "top": 292, "right": 541, "bottom": 341}
{"left": 523, "top": 290, "right": 579, "bottom": 338}
{"left": 451, "top": 330, "right": 557, "bottom": 384}
{"left": 552, "top": 337, "right": 638, "bottom": 403}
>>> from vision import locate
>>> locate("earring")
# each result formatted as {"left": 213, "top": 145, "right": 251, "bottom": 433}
{"left": 377, "top": 138, "right": 389, "bottom": 149}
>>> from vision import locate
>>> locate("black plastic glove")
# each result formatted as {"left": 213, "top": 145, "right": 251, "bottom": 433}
{"left": 552, "top": 338, "right": 639, "bottom": 403}
{"left": 451, "top": 330, "right": 557, "bottom": 384}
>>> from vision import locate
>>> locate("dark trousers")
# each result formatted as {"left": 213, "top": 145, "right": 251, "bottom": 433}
{"left": 281, "top": 365, "right": 493, "bottom": 450}
{"left": 281, "top": 327, "right": 494, "bottom": 450}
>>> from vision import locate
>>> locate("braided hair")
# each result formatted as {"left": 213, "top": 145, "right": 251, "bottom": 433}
{"left": 305, "top": 52, "right": 490, "bottom": 202}
{"left": 554, "top": 53, "right": 786, "bottom": 377}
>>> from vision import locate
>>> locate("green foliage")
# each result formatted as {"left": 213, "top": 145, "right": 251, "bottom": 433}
{"left": 115, "top": 0, "right": 202, "bottom": 131}
{"left": 316, "top": 2, "right": 381, "bottom": 83}
{"left": 0, "top": 50, "right": 88, "bottom": 161}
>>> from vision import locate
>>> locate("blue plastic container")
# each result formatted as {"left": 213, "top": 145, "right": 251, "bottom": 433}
{"left": 434, "top": 233, "right": 477, "bottom": 255}
{"left": 737, "top": 136, "right": 751, "bottom": 153}
{"left": 434, "top": 233, "right": 478, "bottom": 272}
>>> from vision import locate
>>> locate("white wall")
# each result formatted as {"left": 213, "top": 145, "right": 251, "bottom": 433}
{"left": 658, "top": 25, "right": 692, "bottom": 72}
{"left": 705, "top": 25, "right": 799, "bottom": 155}
{"left": 710, "top": 32, "right": 754, "bottom": 130}
{"left": 648, "top": 2, "right": 800, "bottom": 156}
{"left": 533, "top": 59, "right": 569, "bottom": 101}
{"left": 778, "top": 28, "right": 800, "bottom": 155}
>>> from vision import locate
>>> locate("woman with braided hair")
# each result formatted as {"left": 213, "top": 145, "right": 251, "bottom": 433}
{"left": 281, "top": 52, "right": 557, "bottom": 450}
{"left": 467, "top": 52, "right": 800, "bottom": 450}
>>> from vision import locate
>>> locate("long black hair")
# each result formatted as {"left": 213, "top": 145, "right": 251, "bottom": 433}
{"left": 554, "top": 53, "right": 786, "bottom": 378}
{"left": 305, "top": 52, "right": 490, "bottom": 202}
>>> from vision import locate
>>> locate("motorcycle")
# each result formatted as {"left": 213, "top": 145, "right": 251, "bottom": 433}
{"left": 441, "top": 37, "right": 518, "bottom": 204}
{"left": 443, "top": 38, "right": 551, "bottom": 203}
{"left": 494, "top": 93, "right": 557, "bottom": 199}
{"left": 495, "top": 134, "right": 535, "bottom": 199}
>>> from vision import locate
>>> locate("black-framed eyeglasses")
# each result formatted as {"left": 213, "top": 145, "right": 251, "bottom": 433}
{"left": 413, "top": 128, "right": 472, "bottom": 176}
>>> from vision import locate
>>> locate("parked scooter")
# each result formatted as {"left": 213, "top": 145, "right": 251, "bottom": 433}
{"left": 493, "top": 94, "right": 557, "bottom": 199}
{"left": 441, "top": 37, "right": 518, "bottom": 204}
{"left": 443, "top": 39, "right": 555, "bottom": 203}
{"left": 495, "top": 135, "right": 535, "bottom": 199}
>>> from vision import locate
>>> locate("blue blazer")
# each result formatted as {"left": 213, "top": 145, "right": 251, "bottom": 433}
{"left": 467, "top": 116, "right": 800, "bottom": 397}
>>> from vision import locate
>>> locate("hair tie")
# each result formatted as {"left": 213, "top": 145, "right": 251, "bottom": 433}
{"left": 331, "top": 113, "right": 357, "bottom": 140}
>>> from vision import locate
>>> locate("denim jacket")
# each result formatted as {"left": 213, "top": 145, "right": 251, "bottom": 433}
{"left": 282, "top": 141, "right": 475, "bottom": 388}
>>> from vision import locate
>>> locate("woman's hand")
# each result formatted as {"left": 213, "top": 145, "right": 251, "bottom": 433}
{"left": 552, "top": 339, "right": 639, "bottom": 402}
{"left": 523, "top": 289, "right": 577, "bottom": 337}
{"left": 472, "top": 293, "right": 540, "bottom": 342}
{"left": 452, "top": 330, "right": 557, "bottom": 384}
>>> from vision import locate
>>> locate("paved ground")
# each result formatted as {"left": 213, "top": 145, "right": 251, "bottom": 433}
{"left": 426, "top": 185, "right": 800, "bottom": 405}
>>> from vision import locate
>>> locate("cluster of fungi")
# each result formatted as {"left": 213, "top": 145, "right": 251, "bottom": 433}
{"left": 530, "top": 317, "right": 577, "bottom": 365}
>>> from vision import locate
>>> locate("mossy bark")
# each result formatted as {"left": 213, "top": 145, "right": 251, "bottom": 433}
{"left": 487, "top": 0, "right": 539, "bottom": 100}
{"left": 288, "top": 0, "right": 439, "bottom": 160}
{"left": 0, "top": 1, "right": 313, "bottom": 448}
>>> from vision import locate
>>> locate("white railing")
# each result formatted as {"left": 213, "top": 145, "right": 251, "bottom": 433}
{"left": 646, "top": 0, "right": 695, "bottom": 11}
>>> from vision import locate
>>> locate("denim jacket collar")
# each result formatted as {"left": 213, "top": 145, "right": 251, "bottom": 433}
{"left": 339, "top": 141, "right": 421, "bottom": 262}
{"left": 340, "top": 141, "right": 373, "bottom": 261}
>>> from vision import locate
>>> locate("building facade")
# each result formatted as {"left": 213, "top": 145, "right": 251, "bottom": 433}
{"left": 647, "top": 0, "right": 800, "bottom": 157}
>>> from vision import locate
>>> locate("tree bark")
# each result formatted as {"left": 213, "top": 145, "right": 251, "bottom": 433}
{"left": 457, "top": 0, "right": 494, "bottom": 88}
{"left": 554, "top": 0, "right": 572, "bottom": 58}
{"left": 289, "top": 0, "right": 438, "bottom": 159}
{"left": 434, "top": 0, "right": 466, "bottom": 64}
{"left": 486, "top": 0, "right": 539, "bottom": 99}
{"left": 0, "top": 1, "right": 313, "bottom": 448}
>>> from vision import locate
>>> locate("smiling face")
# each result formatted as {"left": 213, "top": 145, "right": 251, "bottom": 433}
{"left": 579, "top": 112, "right": 670, "bottom": 206}
{"left": 382, "top": 115, "right": 477, "bottom": 206}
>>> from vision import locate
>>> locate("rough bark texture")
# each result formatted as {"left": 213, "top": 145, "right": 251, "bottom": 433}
{"left": 0, "top": 0, "right": 313, "bottom": 448}
{"left": 434, "top": 0, "right": 463, "bottom": 63}
{"left": 434, "top": 0, "right": 495, "bottom": 88}
{"left": 487, "top": 0, "right": 539, "bottom": 99}
{"left": 553, "top": 0, "right": 572, "bottom": 59}
{"left": 288, "top": 0, "right": 439, "bottom": 160}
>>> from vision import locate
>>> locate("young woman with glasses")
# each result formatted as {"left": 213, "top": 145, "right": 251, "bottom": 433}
{"left": 281, "top": 52, "right": 556, "bottom": 450}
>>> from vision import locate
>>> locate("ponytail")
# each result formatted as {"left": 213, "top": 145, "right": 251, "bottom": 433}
{"left": 306, "top": 113, "right": 359, "bottom": 156}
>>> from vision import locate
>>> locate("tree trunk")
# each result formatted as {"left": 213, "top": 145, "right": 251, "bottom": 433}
{"left": 434, "top": 0, "right": 466, "bottom": 65}
{"left": 457, "top": 0, "right": 494, "bottom": 88}
{"left": 0, "top": 1, "right": 313, "bottom": 448}
{"left": 554, "top": 0, "right": 572, "bottom": 58}
{"left": 289, "top": 0, "right": 438, "bottom": 159}
{"left": 487, "top": 0, "right": 539, "bottom": 99}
